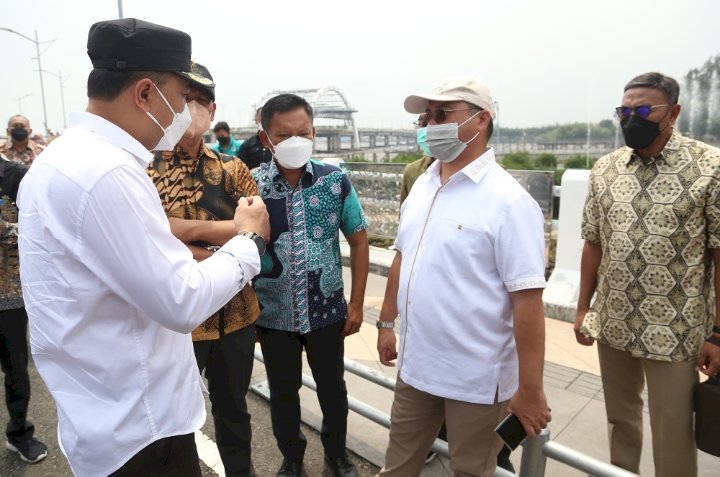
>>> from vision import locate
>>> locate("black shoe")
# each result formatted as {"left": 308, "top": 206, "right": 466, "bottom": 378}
{"left": 277, "top": 458, "right": 303, "bottom": 477}
{"left": 497, "top": 446, "right": 515, "bottom": 473}
{"left": 6, "top": 437, "right": 48, "bottom": 464}
{"left": 324, "top": 454, "right": 358, "bottom": 477}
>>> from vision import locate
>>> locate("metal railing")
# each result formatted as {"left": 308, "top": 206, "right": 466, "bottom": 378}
{"left": 252, "top": 350, "right": 637, "bottom": 477}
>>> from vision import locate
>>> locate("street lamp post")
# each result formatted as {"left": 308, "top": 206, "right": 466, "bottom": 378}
{"left": 0, "top": 27, "right": 54, "bottom": 136}
{"left": 40, "top": 69, "right": 70, "bottom": 130}
{"left": 16, "top": 93, "right": 33, "bottom": 115}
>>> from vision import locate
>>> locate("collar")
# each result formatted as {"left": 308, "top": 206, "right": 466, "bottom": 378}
{"left": 166, "top": 142, "right": 220, "bottom": 163}
{"left": 624, "top": 128, "right": 682, "bottom": 167}
{"left": 267, "top": 158, "right": 314, "bottom": 182}
{"left": 426, "top": 147, "right": 497, "bottom": 184}
{"left": 69, "top": 112, "right": 153, "bottom": 167}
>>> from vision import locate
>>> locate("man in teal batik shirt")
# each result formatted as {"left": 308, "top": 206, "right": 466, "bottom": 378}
{"left": 251, "top": 93, "right": 369, "bottom": 477}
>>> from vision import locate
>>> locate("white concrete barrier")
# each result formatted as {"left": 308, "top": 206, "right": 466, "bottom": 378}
{"left": 543, "top": 169, "right": 590, "bottom": 322}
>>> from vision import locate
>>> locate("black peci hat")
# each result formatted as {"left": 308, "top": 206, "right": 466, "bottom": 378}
{"left": 87, "top": 18, "right": 191, "bottom": 73}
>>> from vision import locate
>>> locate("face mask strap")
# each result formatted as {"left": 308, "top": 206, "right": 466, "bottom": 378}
{"left": 458, "top": 110, "right": 482, "bottom": 145}
{"left": 153, "top": 83, "right": 178, "bottom": 116}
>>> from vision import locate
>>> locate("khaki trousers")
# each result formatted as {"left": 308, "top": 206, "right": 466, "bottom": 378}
{"left": 597, "top": 342, "right": 698, "bottom": 477}
{"left": 379, "top": 377, "right": 507, "bottom": 477}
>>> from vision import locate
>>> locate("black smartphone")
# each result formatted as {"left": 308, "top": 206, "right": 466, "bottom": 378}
{"left": 494, "top": 413, "right": 527, "bottom": 450}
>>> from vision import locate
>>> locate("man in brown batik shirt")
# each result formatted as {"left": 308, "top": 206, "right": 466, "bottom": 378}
{"left": 147, "top": 62, "right": 260, "bottom": 477}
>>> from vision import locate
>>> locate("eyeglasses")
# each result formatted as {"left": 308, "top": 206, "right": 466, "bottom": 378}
{"left": 615, "top": 104, "right": 670, "bottom": 120}
{"left": 424, "top": 107, "right": 481, "bottom": 124}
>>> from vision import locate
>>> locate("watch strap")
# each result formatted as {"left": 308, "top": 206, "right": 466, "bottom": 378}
{"left": 376, "top": 320, "right": 395, "bottom": 329}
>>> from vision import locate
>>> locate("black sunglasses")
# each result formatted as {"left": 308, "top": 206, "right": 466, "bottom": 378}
{"left": 615, "top": 104, "right": 670, "bottom": 120}
{"left": 424, "top": 107, "right": 481, "bottom": 124}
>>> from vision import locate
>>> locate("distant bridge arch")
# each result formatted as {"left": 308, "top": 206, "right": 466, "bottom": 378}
{"left": 255, "top": 86, "right": 360, "bottom": 149}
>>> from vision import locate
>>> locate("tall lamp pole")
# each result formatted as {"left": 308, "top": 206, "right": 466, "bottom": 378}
{"left": 118, "top": 0, "right": 124, "bottom": 18}
{"left": 16, "top": 93, "right": 33, "bottom": 115}
{"left": 0, "top": 27, "right": 55, "bottom": 136}
{"left": 40, "top": 69, "right": 70, "bottom": 130}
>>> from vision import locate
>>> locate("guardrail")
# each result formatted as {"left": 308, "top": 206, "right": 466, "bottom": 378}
{"left": 252, "top": 350, "right": 637, "bottom": 477}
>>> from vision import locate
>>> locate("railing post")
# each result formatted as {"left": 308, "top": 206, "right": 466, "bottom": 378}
{"left": 518, "top": 429, "right": 549, "bottom": 477}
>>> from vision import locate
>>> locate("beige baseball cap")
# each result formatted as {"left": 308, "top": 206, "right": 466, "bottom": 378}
{"left": 404, "top": 77, "right": 496, "bottom": 119}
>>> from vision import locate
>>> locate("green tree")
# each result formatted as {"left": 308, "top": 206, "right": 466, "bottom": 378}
{"left": 535, "top": 153, "right": 557, "bottom": 170}
{"left": 389, "top": 151, "right": 424, "bottom": 164}
{"left": 501, "top": 151, "right": 534, "bottom": 170}
{"left": 563, "top": 155, "right": 596, "bottom": 169}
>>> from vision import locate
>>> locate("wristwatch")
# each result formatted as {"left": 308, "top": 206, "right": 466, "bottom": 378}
{"left": 376, "top": 320, "right": 395, "bottom": 329}
{"left": 238, "top": 231, "right": 266, "bottom": 255}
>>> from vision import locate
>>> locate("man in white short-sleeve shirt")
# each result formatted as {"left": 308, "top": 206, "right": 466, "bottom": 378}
{"left": 376, "top": 77, "right": 552, "bottom": 477}
{"left": 17, "top": 18, "right": 269, "bottom": 476}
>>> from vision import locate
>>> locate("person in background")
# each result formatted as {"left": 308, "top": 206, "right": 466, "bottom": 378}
{"left": 575, "top": 72, "right": 720, "bottom": 477}
{"left": 399, "top": 114, "right": 434, "bottom": 205}
{"left": 147, "top": 61, "right": 263, "bottom": 477}
{"left": 0, "top": 157, "right": 48, "bottom": 465}
{"left": 238, "top": 107, "right": 273, "bottom": 171}
{"left": 252, "top": 93, "right": 369, "bottom": 477}
{"left": 17, "top": 18, "right": 269, "bottom": 476}
{"left": 0, "top": 115, "right": 45, "bottom": 166}
{"left": 212, "top": 121, "right": 243, "bottom": 157}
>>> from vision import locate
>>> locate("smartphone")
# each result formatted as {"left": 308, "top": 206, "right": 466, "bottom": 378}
{"left": 494, "top": 413, "right": 527, "bottom": 450}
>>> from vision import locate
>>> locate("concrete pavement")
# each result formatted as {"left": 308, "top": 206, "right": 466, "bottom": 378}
{"left": 2, "top": 243, "right": 720, "bottom": 476}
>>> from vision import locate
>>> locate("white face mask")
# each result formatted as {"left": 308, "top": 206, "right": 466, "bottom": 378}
{"left": 423, "top": 110, "right": 481, "bottom": 163}
{"left": 182, "top": 101, "right": 212, "bottom": 141}
{"left": 267, "top": 135, "right": 314, "bottom": 169}
{"left": 146, "top": 83, "right": 192, "bottom": 151}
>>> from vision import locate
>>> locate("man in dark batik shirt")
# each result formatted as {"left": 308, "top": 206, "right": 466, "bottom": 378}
{"left": 0, "top": 157, "right": 48, "bottom": 464}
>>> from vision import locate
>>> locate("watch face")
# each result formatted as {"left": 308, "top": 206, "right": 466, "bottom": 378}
{"left": 253, "top": 235, "right": 267, "bottom": 255}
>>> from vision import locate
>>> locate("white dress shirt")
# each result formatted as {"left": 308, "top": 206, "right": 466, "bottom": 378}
{"left": 396, "top": 149, "right": 546, "bottom": 404}
{"left": 17, "top": 112, "right": 260, "bottom": 476}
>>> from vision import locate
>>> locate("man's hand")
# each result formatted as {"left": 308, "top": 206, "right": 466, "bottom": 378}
{"left": 507, "top": 389, "right": 552, "bottom": 437}
{"left": 342, "top": 301, "right": 363, "bottom": 336}
{"left": 574, "top": 309, "right": 595, "bottom": 346}
{"left": 377, "top": 328, "right": 398, "bottom": 367}
{"left": 696, "top": 339, "right": 720, "bottom": 376}
{"left": 234, "top": 196, "right": 270, "bottom": 241}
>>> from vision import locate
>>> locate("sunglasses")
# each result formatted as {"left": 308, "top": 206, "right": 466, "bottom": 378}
{"left": 424, "top": 107, "right": 481, "bottom": 124}
{"left": 615, "top": 104, "right": 670, "bottom": 120}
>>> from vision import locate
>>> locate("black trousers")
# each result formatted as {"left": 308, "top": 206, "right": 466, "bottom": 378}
{"left": 193, "top": 324, "right": 255, "bottom": 476}
{"left": 110, "top": 433, "right": 201, "bottom": 477}
{"left": 0, "top": 307, "right": 34, "bottom": 443}
{"left": 257, "top": 321, "right": 348, "bottom": 462}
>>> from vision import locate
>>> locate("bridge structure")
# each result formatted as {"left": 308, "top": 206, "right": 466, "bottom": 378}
{"left": 222, "top": 85, "right": 623, "bottom": 158}
{"left": 228, "top": 86, "right": 416, "bottom": 154}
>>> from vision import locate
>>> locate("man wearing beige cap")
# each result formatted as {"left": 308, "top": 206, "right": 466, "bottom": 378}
{"left": 376, "top": 77, "right": 551, "bottom": 476}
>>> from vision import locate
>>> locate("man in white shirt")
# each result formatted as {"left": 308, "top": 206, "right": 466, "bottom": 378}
{"left": 376, "top": 77, "right": 551, "bottom": 476}
{"left": 17, "top": 18, "right": 269, "bottom": 477}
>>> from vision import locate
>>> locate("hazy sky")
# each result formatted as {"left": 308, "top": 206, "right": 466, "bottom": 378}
{"left": 2, "top": 0, "right": 719, "bottom": 133}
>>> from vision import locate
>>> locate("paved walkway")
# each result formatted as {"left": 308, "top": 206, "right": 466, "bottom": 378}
{"left": 295, "top": 244, "right": 720, "bottom": 477}
{"left": 3, "top": 244, "right": 719, "bottom": 476}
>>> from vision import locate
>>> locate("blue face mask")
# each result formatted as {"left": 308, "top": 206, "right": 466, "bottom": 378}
{"left": 416, "top": 127, "right": 432, "bottom": 156}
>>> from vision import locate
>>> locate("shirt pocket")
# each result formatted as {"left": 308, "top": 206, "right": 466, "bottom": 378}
{"left": 435, "top": 217, "right": 490, "bottom": 273}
